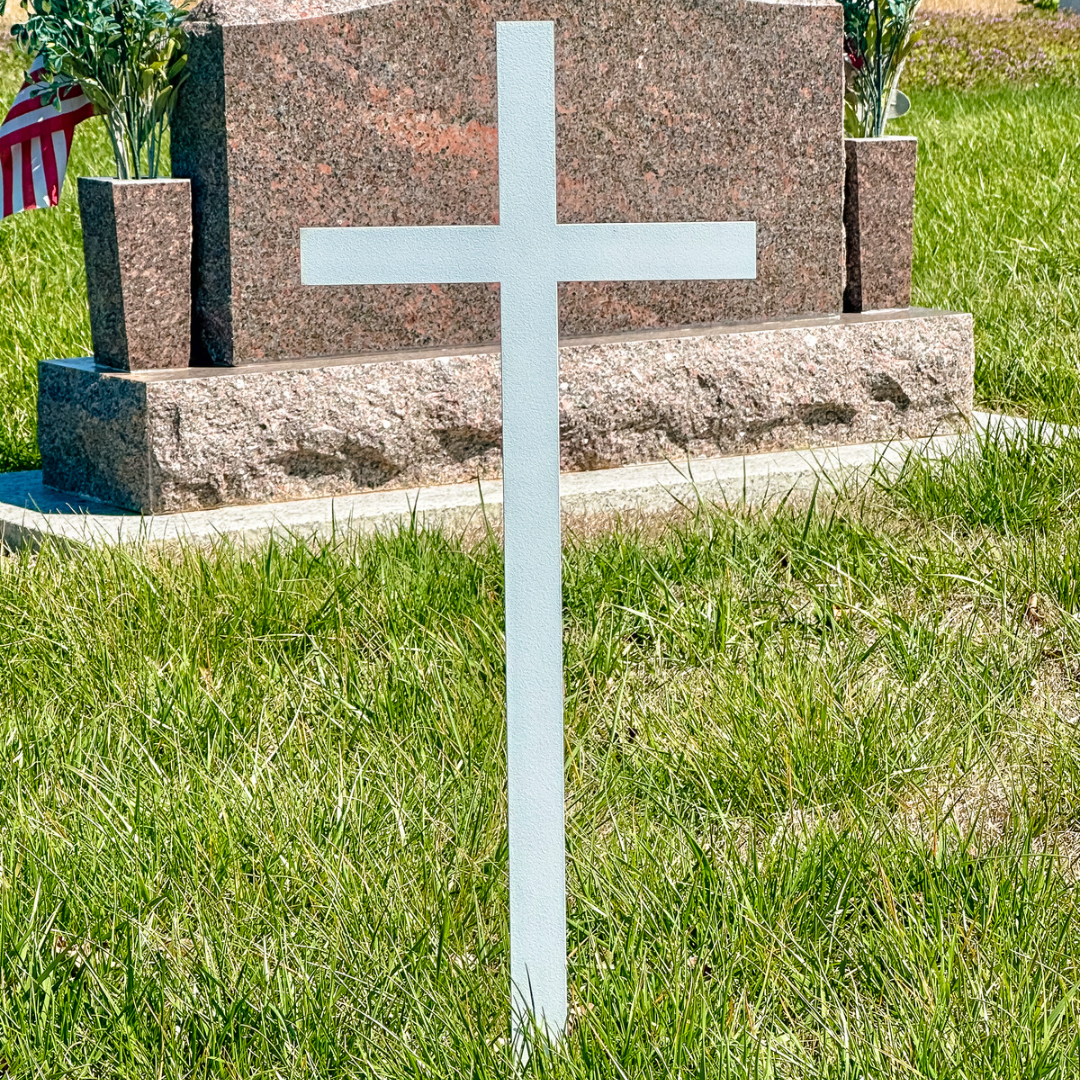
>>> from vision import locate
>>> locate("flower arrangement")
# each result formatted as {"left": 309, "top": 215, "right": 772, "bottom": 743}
{"left": 840, "top": 0, "right": 922, "bottom": 138}
{"left": 5, "top": 0, "right": 189, "bottom": 178}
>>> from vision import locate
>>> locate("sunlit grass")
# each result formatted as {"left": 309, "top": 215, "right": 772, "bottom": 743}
{"left": 4, "top": 430, "right": 1080, "bottom": 1074}
{"left": 907, "top": 7, "right": 1080, "bottom": 91}
{"left": 898, "top": 85, "right": 1080, "bottom": 424}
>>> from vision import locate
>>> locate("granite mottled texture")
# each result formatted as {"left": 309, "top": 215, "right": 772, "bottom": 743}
{"left": 6, "top": 415, "right": 1031, "bottom": 553}
{"left": 169, "top": 29, "right": 232, "bottom": 366}
{"left": 38, "top": 309, "right": 973, "bottom": 513}
{"left": 171, "top": 0, "right": 845, "bottom": 365}
{"left": 38, "top": 358, "right": 150, "bottom": 509}
{"left": 843, "top": 137, "right": 917, "bottom": 313}
{"left": 78, "top": 178, "right": 193, "bottom": 370}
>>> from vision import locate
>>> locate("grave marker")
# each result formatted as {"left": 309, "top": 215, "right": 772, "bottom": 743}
{"left": 301, "top": 19, "right": 755, "bottom": 1042}
{"left": 39, "top": 0, "right": 973, "bottom": 520}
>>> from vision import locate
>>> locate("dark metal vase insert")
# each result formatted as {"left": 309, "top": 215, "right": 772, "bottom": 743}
{"left": 78, "top": 177, "right": 193, "bottom": 370}
{"left": 843, "top": 136, "right": 917, "bottom": 313}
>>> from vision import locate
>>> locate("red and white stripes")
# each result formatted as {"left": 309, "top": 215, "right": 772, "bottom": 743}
{"left": 0, "top": 55, "right": 95, "bottom": 220}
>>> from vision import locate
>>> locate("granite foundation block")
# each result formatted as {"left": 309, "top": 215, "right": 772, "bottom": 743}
{"left": 843, "top": 137, "right": 918, "bottom": 313}
{"left": 172, "top": 0, "right": 845, "bottom": 365}
{"left": 78, "top": 178, "right": 193, "bottom": 370}
{"left": 39, "top": 309, "right": 974, "bottom": 514}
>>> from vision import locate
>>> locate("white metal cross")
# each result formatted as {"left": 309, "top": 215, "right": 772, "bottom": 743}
{"left": 300, "top": 19, "right": 756, "bottom": 1046}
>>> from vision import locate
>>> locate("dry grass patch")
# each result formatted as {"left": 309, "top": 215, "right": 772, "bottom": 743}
{"left": 922, "top": 0, "right": 1024, "bottom": 14}
{"left": 0, "top": 9, "right": 21, "bottom": 35}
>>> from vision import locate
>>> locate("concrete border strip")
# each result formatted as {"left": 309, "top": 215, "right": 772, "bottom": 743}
{"left": 0, "top": 412, "right": 1047, "bottom": 553}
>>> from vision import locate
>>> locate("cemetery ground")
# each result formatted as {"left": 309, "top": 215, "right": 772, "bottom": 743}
{"left": 1, "top": 9, "right": 1080, "bottom": 1079}
{"left": 6, "top": 429, "right": 1080, "bottom": 1075}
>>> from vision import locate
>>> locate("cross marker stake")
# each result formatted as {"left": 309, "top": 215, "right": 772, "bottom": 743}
{"left": 300, "top": 18, "right": 756, "bottom": 1049}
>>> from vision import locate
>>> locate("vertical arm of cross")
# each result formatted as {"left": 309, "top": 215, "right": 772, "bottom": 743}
{"left": 496, "top": 20, "right": 568, "bottom": 1048}
{"left": 298, "top": 18, "right": 757, "bottom": 1056}
{"left": 498, "top": 21, "right": 557, "bottom": 231}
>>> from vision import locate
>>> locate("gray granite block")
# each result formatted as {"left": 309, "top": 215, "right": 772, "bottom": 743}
{"left": 38, "top": 357, "right": 150, "bottom": 508}
{"left": 9, "top": 414, "right": 1038, "bottom": 553}
{"left": 38, "top": 309, "right": 974, "bottom": 514}
{"left": 843, "top": 137, "right": 918, "bottom": 313}
{"left": 169, "top": 23, "right": 233, "bottom": 367}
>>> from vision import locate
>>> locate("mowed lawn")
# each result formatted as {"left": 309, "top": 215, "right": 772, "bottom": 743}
{"left": 1, "top": 10, "right": 1080, "bottom": 1078}
{"left": 897, "top": 84, "right": 1080, "bottom": 419}
{"left": 3, "top": 432, "right": 1080, "bottom": 1075}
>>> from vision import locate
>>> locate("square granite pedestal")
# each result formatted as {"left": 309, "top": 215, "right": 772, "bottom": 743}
{"left": 38, "top": 308, "right": 974, "bottom": 515}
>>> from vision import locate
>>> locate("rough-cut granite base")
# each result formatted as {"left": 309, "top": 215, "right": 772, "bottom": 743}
{"left": 78, "top": 178, "right": 193, "bottom": 370}
{"left": 843, "top": 137, "right": 917, "bottom": 313}
{"left": 39, "top": 308, "right": 974, "bottom": 514}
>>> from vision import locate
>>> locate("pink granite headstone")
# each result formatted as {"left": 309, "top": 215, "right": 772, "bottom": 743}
{"left": 36, "top": 0, "right": 976, "bottom": 516}
{"left": 172, "top": 0, "right": 846, "bottom": 366}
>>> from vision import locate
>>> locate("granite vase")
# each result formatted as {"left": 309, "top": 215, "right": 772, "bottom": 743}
{"left": 78, "top": 177, "right": 193, "bottom": 370}
{"left": 843, "top": 136, "right": 917, "bottom": 313}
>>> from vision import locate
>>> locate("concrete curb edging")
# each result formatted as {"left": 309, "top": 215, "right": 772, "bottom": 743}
{"left": 0, "top": 412, "right": 1044, "bottom": 552}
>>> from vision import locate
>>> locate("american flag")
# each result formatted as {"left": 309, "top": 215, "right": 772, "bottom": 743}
{"left": 0, "top": 55, "right": 95, "bottom": 220}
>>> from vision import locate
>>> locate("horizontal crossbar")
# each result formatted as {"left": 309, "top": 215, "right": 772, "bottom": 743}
{"left": 299, "top": 221, "right": 756, "bottom": 287}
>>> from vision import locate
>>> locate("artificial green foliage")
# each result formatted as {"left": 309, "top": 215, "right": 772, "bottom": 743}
{"left": 8, "top": 0, "right": 187, "bottom": 178}
{"left": 839, "top": 0, "right": 923, "bottom": 137}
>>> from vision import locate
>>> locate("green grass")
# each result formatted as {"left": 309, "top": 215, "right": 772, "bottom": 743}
{"left": 0, "top": 43, "right": 112, "bottom": 473}
{"left": 5, "top": 434, "right": 1080, "bottom": 1074}
{"left": 906, "top": 8, "right": 1080, "bottom": 92}
{"left": 897, "top": 85, "right": 1080, "bottom": 422}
